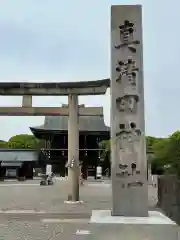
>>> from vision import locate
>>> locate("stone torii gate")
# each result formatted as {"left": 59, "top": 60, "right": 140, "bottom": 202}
{"left": 0, "top": 79, "right": 110, "bottom": 202}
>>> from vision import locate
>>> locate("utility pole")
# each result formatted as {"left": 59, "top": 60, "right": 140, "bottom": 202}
{"left": 67, "top": 94, "right": 80, "bottom": 201}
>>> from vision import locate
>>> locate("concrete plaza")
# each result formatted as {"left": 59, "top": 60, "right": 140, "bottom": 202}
{"left": 0, "top": 179, "right": 158, "bottom": 239}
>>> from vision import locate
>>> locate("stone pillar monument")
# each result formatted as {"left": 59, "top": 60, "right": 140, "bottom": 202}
{"left": 67, "top": 94, "right": 80, "bottom": 201}
{"left": 111, "top": 5, "right": 148, "bottom": 217}
{"left": 90, "top": 6, "right": 178, "bottom": 238}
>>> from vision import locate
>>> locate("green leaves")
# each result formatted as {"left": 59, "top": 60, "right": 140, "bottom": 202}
{"left": 0, "top": 140, "right": 8, "bottom": 148}
{"left": 98, "top": 140, "right": 110, "bottom": 159}
{"left": 8, "top": 134, "right": 39, "bottom": 149}
{"left": 99, "top": 133, "right": 180, "bottom": 177}
{"left": 164, "top": 131, "right": 180, "bottom": 176}
{"left": 3, "top": 130, "right": 180, "bottom": 177}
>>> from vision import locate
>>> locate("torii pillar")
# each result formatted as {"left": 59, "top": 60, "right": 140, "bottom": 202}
{"left": 67, "top": 94, "right": 79, "bottom": 201}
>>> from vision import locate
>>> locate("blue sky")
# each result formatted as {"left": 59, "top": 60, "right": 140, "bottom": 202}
{"left": 0, "top": 0, "right": 178, "bottom": 140}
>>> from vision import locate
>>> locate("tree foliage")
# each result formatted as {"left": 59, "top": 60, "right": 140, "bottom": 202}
{"left": 163, "top": 131, "right": 180, "bottom": 176}
{"left": 0, "top": 140, "right": 8, "bottom": 148}
{"left": 150, "top": 137, "right": 170, "bottom": 174}
{"left": 99, "top": 132, "right": 180, "bottom": 177}
{"left": 8, "top": 134, "right": 39, "bottom": 149}
{"left": 99, "top": 140, "right": 110, "bottom": 159}
{"left": 3, "top": 130, "right": 180, "bottom": 177}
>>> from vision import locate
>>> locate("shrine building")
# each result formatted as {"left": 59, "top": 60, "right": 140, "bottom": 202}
{"left": 30, "top": 104, "right": 110, "bottom": 179}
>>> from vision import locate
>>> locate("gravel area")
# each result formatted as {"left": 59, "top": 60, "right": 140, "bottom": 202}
{"left": 0, "top": 221, "right": 92, "bottom": 240}
{"left": 0, "top": 180, "right": 111, "bottom": 214}
{"left": 0, "top": 180, "right": 158, "bottom": 239}
{"left": 0, "top": 180, "right": 157, "bottom": 214}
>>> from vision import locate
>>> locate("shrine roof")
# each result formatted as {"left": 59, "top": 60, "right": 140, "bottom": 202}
{"left": 30, "top": 110, "right": 109, "bottom": 133}
{"left": 0, "top": 149, "right": 38, "bottom": 162}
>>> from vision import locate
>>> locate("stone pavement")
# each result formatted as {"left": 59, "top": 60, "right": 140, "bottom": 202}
{"left": 0, "top": 220, "right": 92, "bottom": 239}
{"left": 0, "top": 179, "right": 112, "bottom": 214}
{"left": 0, "top": 179, "right": 158, "bottom": 239}
{"left": 0, "top": 221, "right": 178, "bottom": 240}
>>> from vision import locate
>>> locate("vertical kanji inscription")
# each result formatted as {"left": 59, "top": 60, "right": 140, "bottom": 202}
{"left": 111, "top": 5, "right": 148, "bottom": 217}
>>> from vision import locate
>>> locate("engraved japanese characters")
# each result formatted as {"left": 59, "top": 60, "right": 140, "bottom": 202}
{"left": 116, "top": 58, "right": 139, "bottom": 86}
{"left": 114, "top": 19, "right": 143, "bottom": 188}
{"left": 116, "top": 95, "right": 139, "bottom": 113}
{"left": 111, "top": 5, "right": 148, "bottom": 217}
{"left": 115, "top": 20, "right": 140, "bottom": 52}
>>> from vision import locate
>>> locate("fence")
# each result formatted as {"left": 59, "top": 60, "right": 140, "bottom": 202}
{"left": 158, "top": 175, "right": 180, "bottom": 224}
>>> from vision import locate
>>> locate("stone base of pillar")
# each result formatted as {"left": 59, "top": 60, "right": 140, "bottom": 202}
{"left": 64, "top": 200, "right": 84, "bottom": 204}
{"left": 67, "top": 168, "right": 80, "bottom": 202}
{"left": 90, "top": 210, "right": 178, "bottom": 239}
{"left": 18, "top": 176, "right": 26, "bottom": 181}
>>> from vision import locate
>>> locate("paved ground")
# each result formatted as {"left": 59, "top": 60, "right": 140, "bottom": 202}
{"left": 0, "top": 179, "right": 158, "bottom": 239}
{"left": 0, "top": 179, "right": 113, "bottom": 214}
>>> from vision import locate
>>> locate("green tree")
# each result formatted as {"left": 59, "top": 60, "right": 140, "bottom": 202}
{"left": 100, "top": 137, "right": 156, "bottom": 157}
{"left": 164, "top": 131, "right": 180, "bottom": 176}
{"left": 149, "top": 131, "right": 180, "bottom": 176}
{"left": 98, "top": 132, "right": 180, "bottom": 177}
{"left": 99, "top": 140, "right": 110, "bottom": 159}
{"left": 8, "top": 134, "right": 39, "bottom": 149}
{"left": 146, "top": 136, "right": 161, "bottom": 153}
{"left": 0, "top": 140, "right": 8, "bottom": 148}
{"left": 99, "top": 136, "right": 163, "bottom": 173}
{"left": 150, "top": 137, "right": 169, "bottom": 174}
